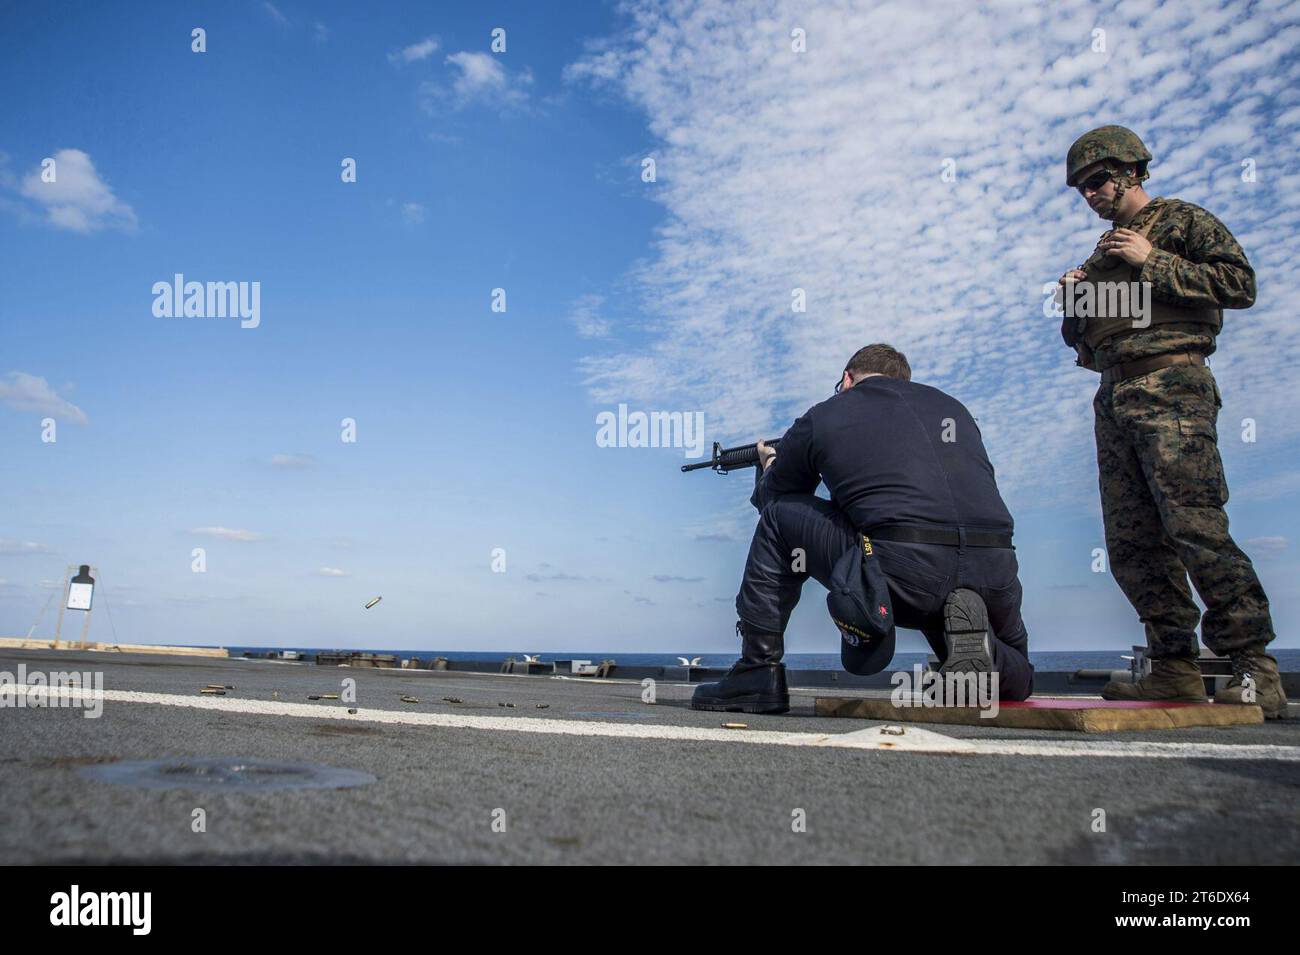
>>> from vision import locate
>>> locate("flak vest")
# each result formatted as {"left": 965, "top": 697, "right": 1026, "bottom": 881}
{"left": 1064, "top": 204, "right": 1222, "bottom": 371}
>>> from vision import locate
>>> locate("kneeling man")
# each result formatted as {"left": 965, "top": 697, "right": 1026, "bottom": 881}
{"left": 692, "top": 344, "right": 1034, "bottom": 714}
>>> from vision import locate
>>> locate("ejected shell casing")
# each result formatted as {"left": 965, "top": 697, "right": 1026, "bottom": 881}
{"left": 365, "top": 596, "right": 382, "bottom": 609}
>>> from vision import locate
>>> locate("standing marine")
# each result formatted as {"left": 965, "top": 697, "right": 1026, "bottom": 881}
{"left": 1058, "top": 124, "right": 1287, "bottom": 717}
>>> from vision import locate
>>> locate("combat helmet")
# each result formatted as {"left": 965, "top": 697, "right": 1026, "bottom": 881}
{"left": 1065, "top": 125, "right": 1151, "bottom": 187}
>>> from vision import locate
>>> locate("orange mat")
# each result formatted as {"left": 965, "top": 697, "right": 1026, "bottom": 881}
{"left": 813, "top": 695, "right": 1264, "bottom": 732}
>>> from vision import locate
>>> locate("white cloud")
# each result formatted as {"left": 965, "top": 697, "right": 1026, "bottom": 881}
{"left": 567, "top": 0, "right": 1300, "bottom": 505}
{"left": 18, "top": 149, "right": 136, "bottom": 233}
{"left": 0, "top": 372, "right": 88, "bottom": 424}
{"left": 189, "top": 527, "right": 262, "bottom": 542}
{"left": 1235, "top": 468, "right": 1300, "bottom": 502}
{"left": 570, "top": 294, "right": 612, "bottom": 338}
{"left": 389, "top": 35, "right": 440, "bottom": 65}
{"left": 315, "top": 567, "right": 351, "bottom": 577}
{"left": 0, "top": 539, "right": 50, "bottom": 556}
{"left": 422, "top": 52, "right": 533, "bottom": 111}
{"left": 401, "top": 202, "right": 426, "bottom": 225}
{"left": 1246, "top": 536, "right": 1287, "bottom": 552}
{"left": 262, "top": 1, "right": 288, "bottom": 25}
{"left": 270, "top": 453, "right": 314, "bottom": 469}
{"left": 313, "top": 22, "right": 329, "bottom": 43}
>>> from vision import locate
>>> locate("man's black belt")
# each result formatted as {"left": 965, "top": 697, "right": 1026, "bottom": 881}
{"left": 867, "top": 525, "right": 1013, "bottom": 549}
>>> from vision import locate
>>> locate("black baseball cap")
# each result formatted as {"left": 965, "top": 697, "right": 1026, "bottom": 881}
{"left": 826, "top": 534, "right": 897, "bottom": 675}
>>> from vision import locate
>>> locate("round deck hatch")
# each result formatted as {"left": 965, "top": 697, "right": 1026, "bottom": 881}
{"left": 79, "top": 757, "right": 376, "bottom": 792}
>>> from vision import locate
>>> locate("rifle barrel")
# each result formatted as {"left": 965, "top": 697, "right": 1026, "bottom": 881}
{"left": 680, "top": 439, "right": 782, "bottom": 473}
{"left": 680, "top": 458, "right": 718, "bottom": 472}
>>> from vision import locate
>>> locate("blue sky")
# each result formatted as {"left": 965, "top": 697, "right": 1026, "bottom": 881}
{"left": 2, "top": 0, "right": 1298, "bottom": 655}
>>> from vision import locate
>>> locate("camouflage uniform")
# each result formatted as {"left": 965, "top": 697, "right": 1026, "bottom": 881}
{"left": 1074, "top": 187, "right": 1274, "bottom": 659}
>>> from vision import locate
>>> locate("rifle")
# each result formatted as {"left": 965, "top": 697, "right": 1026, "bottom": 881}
{"left": 680, "top": 439, "right": 782, "bottom": 474}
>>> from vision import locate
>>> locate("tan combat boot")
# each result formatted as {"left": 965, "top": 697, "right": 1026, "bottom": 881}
{"left": 1215, "top": 650, "right": 1289, "bottom": 719}
{"left": 1102, "top": 656, "right": 1207, "bottom": 703}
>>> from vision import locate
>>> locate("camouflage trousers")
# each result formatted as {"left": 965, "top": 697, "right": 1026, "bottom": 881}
{"left": 1093, "top": 362, "right": 1274, "bottom": 658}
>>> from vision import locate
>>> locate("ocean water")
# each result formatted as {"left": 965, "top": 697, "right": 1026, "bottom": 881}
{"left": 220, "top": 646, "right": 1300, "bottom": 672}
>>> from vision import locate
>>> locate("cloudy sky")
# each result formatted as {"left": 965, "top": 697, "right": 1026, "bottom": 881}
{"left": 2, "top": 0, "right": 1298, "bottom": 656}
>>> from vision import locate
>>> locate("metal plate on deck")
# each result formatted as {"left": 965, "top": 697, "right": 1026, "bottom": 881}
{"left": 78, "top": 757, "right": 376, "bottom": 791}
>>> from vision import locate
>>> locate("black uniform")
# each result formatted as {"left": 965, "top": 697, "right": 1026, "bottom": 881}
{"left": 736, "top": 375, "right": 1033, "bottom": 700}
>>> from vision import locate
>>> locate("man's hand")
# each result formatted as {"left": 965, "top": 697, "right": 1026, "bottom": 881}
{"left": 1059, "top": 268, "right": 1086, "bottom": 285}
{"left": 756, "top": 439, "right": 777, "bottom": 472}
{"left": 1098, "top": 228, "right": 1153, "bottom": 267}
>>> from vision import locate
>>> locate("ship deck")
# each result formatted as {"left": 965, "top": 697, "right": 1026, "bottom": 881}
{"left": 3, "top": 648, "right": 1298, "bottom": 865}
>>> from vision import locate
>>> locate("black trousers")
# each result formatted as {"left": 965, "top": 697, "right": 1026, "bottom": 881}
{"left": 735, "top": 494, "right": 1034, "bottom": 700}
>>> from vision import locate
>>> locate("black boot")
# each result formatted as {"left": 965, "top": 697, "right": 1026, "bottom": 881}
{"left": 691, "top": 622, "right": 790, "bottom": 714}
{"left": 940, "top": 588, "right": 994, "bottom": 675}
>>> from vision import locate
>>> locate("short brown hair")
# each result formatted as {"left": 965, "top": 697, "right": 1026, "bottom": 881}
{"left": 845, "top": 343, "right": 911, "bottom": 381}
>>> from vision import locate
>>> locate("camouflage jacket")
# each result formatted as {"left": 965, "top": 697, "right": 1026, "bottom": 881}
{"left": 1083, "top": 197, "right": 1256, "bottom": 370}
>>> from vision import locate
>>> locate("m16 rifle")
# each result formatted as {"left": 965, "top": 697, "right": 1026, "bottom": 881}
{"left": 680, "top": 439, "right": 782, "bottom": 474}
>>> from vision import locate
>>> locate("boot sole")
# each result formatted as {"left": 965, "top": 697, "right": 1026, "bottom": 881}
{"left": 1102, "top": 683, "right": 1207, "bottom": 703}
{"left": 1214, "top": 698, "right": 1290, "bottom": 719}
{"left": 1102, "top": 691, "right": 1209, "bottom": 703}
{"left": 691, "top": 695, "right": 790, "bottom": 715}
{"left": 941, "top": 589, "right": 993, "bottom": 674}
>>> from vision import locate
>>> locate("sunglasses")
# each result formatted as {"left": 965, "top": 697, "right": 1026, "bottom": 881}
{"left": 1076, "top": 170, "right": 1111, "bottom": 194}
{"left": 835, "top": 373, "right": 847, "bottom": 394}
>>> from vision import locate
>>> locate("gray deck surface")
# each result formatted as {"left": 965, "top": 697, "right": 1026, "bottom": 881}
{"left": 3, "top": 649, "right": 1298, "bottom": 865}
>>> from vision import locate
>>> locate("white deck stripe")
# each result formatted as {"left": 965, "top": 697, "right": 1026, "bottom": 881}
{"left": 963, "top": 739, "right": 1300, "bottom": 760}
{"left": 4, "top": 685, "right": 1298, "bottom": 760}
